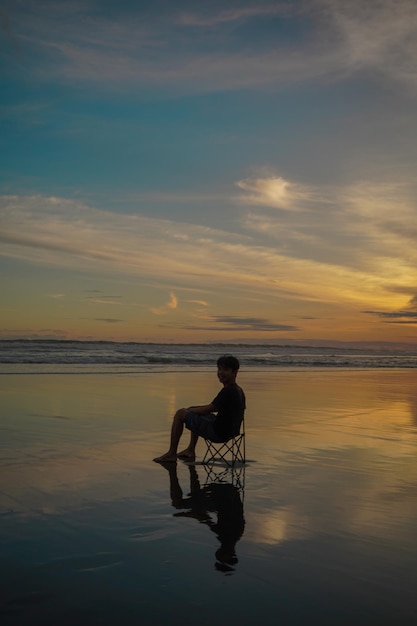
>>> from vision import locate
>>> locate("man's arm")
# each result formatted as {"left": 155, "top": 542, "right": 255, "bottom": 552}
{"left": 184, "top": 403, "right": 216, "bottom": 415}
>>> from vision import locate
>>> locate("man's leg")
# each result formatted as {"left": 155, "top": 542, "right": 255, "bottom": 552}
{"left": 153, "top": 408, "right": 187, "bottom": 463}
{"left": 177, "top": 431, "right": 199, "bottom": 461}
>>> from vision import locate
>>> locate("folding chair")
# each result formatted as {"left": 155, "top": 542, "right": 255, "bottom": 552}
{"left": 201, "top": 416, "right": 246, "bottom": 468}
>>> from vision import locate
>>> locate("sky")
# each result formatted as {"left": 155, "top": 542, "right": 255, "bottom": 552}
{"left": 1, "top": 0, "right": 417, "bottom": 345}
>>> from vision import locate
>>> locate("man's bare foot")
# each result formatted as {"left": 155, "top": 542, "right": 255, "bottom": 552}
{"left": 153, "top": 453, "right": 177, "bottom": 463}
{"left": 177, "top": 449, "right": 196, "bottom": 461}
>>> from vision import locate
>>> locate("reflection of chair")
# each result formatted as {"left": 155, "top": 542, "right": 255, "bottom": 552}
{"left": 203, "top": 463, "right": 246, "bottom": 494}
{"left": 202, "top": 416, "right": 245, "bottom": 468}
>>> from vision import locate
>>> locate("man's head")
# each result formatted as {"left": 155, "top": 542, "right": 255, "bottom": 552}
{"left": 217, "top": 355, "right": 240, "bottom": 372}
{"left": 217, "top": 355, "right": 240, "bottom": 386}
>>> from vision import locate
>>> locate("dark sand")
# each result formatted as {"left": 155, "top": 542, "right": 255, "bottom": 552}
{"left": 1, "top": 369, "right": 417, "bottom": 625}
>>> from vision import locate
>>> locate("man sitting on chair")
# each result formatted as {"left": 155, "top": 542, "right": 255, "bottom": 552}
{"left": 153, "top": 355, "right": 246, "bottom": 463}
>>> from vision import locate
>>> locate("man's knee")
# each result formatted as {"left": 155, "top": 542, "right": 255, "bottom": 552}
{"left": 174, "top": 408, "right": 187, "bottom": 421}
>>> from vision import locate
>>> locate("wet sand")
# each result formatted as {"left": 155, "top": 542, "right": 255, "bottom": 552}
{"left": 1, "top": 369, "right": 417, "bottom": 625}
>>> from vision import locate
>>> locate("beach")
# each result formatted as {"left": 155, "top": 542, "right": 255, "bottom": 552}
{"left": 1, "top": 368, "right": 417, "bottom": 625}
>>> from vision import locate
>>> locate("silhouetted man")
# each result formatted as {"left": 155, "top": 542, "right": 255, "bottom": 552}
{"left": 153, "top": 355, "right": 245, "bottom": 463}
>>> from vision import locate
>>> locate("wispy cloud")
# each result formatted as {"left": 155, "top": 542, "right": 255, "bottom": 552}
{"left": 150, "top": 291, "right": 179, "bottom": 315}
{"left": 211, "top": 316, "right": 300, "bottom": 332}
{"left": 178, "top": 4, "right": 291, "bottom": 27}
{"left": 320, "top": 0, "right": 417, "bottom": 88}
{"left": 363, "top": 294, "right": 417, "bottom": 325}
{"left": 186, "top": 299, "right": 209, "bottom": 307}
{"left": 0, "top": 189, "right": 414, "bottom": 314}
{"left": 238, "top": 173, "right": 417, "bottom": 292}
{"left": 85, "top": 294, "right": 123, "bottom": 305}
{"left": 87, "top": 299, "right": 122, "bottom": 306}
{"left": 3, "top": 0, "right": 417, "bottom": 92}
{"left": 0, "top": 328, "right": 68, "bottom": 339}
{"left": 160, "top": 315, "right": 300, "bottom": 333}
{"left": 94, "top": 318, "right": 124, "bottom": 323}
{"left": 167, "top": 292, "right": 178, "bottom": 309}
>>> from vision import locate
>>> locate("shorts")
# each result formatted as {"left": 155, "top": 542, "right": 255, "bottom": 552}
{"left": 185, "top": 412, "right": 224, "bottom": 442}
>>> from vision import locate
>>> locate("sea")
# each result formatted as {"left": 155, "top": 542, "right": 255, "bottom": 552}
{"left": 0, "top": 339, "right": 416, "bottom": 372}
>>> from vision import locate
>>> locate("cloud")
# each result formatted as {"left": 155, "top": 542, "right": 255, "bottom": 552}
{"left": 0, "top": 191, "right": 415, "bottom": 314}
{"left": 408, "top": 296, "right": 417, "bottom": 310}
{"left": 85, "top": 294, "right": 123, "bottom": 305}
{"left": 238, "top": 173, "right": 417, "bottom": 292}
{"left": 167, "top": 292, "right": 178, "bottom": 309}
{"left": 150, "top": 291, "right": 179, "bottom": 315}
{"left": 236, "top": 176, "right": 318, "bottom": 210}
{"left": 186, "top": 299, "right": 209, "bottom": 307}
{"left": 163, "top": 315, "right": 300, "bottom": 332}
{"left": 94, "top": 318, "right": 124, "bottom": 323}
{"left": 87, "top": 299, "right": 122, "bottom": 306}
{"left": 178, "top": 4, "right": 291, "bottom": 27}
{"left": 0, "top": 328, "right": 68, "bottom": 339}
{"left": 365, "top": 311, "right": 417, "bottom": 319}
{"left": 3, "top": 0, "right": 417, "bottom": 92}
{"left": 363, "top": 295, "right": 417, "bottom": 324}
{"left": 320, "top": 0, "right": 417, "bottom": 88}
{"left": 211, "top": 316, "right": 300, "bottom": 332}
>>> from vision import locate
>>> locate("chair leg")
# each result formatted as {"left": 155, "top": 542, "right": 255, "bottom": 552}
{"left": 202, "top": 434, "right": 245, "bottom": 467}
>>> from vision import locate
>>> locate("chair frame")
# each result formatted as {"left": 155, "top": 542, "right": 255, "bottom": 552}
{"left": 201, "top": 416, "right": 245, "bottom": 468}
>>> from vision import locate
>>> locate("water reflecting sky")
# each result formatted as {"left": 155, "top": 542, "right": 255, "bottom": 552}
{"left": 1, "top": 370, "right": 417, "bottom": 625}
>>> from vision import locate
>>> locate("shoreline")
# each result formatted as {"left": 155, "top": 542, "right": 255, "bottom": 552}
{"left": 1, "top": 364, "right": 417, "bottom": 375}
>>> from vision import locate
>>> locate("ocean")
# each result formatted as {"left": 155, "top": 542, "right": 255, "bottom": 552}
{"left": 1, "top": 339, "right": 417, "bottom": 372}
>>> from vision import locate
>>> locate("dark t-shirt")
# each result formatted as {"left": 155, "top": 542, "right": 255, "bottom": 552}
{"left": 211, "top": 383, "right": 246, "bottom": 441}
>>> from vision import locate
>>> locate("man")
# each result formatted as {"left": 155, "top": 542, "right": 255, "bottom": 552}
{"left": 153, "top": 355, "right": 246, "bottom": 463}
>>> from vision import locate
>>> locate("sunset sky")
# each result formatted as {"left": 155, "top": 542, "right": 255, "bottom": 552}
{"left": 1, "top": 0, "right": 416, "bottom": 345}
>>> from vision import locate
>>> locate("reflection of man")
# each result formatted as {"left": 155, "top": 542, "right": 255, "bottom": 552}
{"left": 153, "top": 355, "right": 245, "bottom": 463}
{"left": 160, "top": 463, "right": 245, "bottom": 573}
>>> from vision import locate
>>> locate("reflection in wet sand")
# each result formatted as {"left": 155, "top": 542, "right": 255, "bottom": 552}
{"left": 1, "top": 370, "right": 417, "bottom": 624}
{"left": 158, "top": 462, "right": 245, "bottom": 573}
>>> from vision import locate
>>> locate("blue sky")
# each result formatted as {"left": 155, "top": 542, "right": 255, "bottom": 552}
{"left": 1, "top": 0, "right": 417, "bottom": 344}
